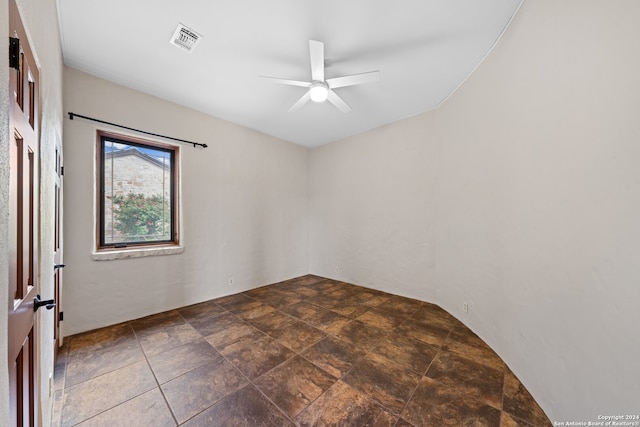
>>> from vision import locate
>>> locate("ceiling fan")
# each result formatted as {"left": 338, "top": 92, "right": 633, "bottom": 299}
{"left": 260, "top": 40, "right": 380, "bottom": 113}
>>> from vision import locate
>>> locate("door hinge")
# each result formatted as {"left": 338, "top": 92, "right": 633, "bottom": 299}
{"left": 9, "top": 37, "right": 20, "bottom": 70}
{"left": 59, "top": 311, "right": 64, "bottom": 321}
{"left": 61, "top": 165, "right": 64, "bottom": 176}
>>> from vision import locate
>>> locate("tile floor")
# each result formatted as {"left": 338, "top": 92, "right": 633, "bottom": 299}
{"left": 52, "top": 275, "right": 552, "bottom": 427}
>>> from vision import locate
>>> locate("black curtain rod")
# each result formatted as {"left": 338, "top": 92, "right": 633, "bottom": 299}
{"left": 67, "top": 112, "right": 207, "bottom": 148}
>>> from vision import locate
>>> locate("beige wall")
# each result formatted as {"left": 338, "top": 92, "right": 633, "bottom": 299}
{"left": 0, "top": 0, "right": 64, "bottom": 424}
{"left": 309, "top": 114, "right": 439, "bottom": 300}
{"left": 63, "top": 67, "right": 309, "bottom": 336}
{"left": 310, "top": 0, "right": 640, "bottom": 421}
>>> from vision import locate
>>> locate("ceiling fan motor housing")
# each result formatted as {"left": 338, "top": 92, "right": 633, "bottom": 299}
{"left": 309, "top": 81, "right": 329, "bottom": 102}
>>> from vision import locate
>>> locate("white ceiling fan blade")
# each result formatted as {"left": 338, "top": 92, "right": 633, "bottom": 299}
{"left": 326, "top": 90, "right": 351, "bottom": 113}
{"left": 288, "top": 91, "right": 311, "bottom": 112}
{"left": 260, "top": 76, "right": 311, "bottom": 88}
{"left": 326, "top": 71, "right": 380, "bottom": 89}
{"left": 309, "top": 40, "right": 325, "bottom": 82}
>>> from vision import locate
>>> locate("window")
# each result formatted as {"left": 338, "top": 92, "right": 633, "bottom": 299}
{"left": 97, "top": 131, "right": 179, "bottom": 250}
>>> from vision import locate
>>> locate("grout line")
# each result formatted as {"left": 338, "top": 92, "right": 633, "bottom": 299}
{"left": 138, "top": 335, "right": 180, "bottom": 426}
{"left": 394, "top": 323, "right": 454, "bottom": 422}
{"left": 186, "top": 323, "right": 299, "bottom": 426}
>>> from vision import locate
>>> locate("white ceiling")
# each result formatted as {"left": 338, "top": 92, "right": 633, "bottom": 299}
{"left": 57, "top": 0, "right": 522, "bottom": 147}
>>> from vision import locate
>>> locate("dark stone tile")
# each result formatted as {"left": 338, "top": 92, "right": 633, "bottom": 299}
{"left": 285, "top": 302, "right": 351, "bottom": 334}
{"left": 263, "top": 293, "right": 303, "bottom": 310}
{"left": 233, "top": 302, "right": 278, "bottom": 321}
{"left": 371, "top": 332, "right": 439, "bottom": 375}
{"left": 284, "top": 301, "right": 325, "bottom": 321}
{"left": 220, "top": 333, "right": 295, "bottom": 379}
{"left": 289, "top": 285, "right": 321, "bottom": 298}
{"left": 501, "top": 411, "right": 539, "bottom": 427}
{"left": 329, "top": 300, "right": 372, "bottom": 318}
{"left": 302, "top": 336, "right": 365, "bottom": 379}
{"left": 241, "top": 285, "right": 275, "bottom": 300}
{"left": 362, "top": 293, "right": 395, "bottom": 308}
{"left": 322, "top": 285, "right": 359, "bottom": 300}
{"left": 55, "top": 339, "right": 69, "bottom": 367}
{"left": 255, "top": 355, "right": 336, "bottom": 417}
{"left": 67, "top": 323, "right": 135, "bottom": 355}
{"left": 296, "top": 380, "right": 398, "bottom": 427}
{"left": 244, "top": 284, "right": 299, "bottom": 299}
{"left": 503, "top": 370, "right": 552, "bottom": 427}
{"left": 177, "top": 300, "right": 226, "bottom": 322}
{"left": 193, "top": 312, "right": 246, "bottom": 337}
{"left": 396, "top": 318, "right": 450, "bottom": 346}
{"left": 61, "top": 361, "right": 156, "bottom": 427}
{"left": 138, "top": 322, "right": 202, "bottom": 357}
{"left": 213, "top": 293, "right": 255, "bottom": 310}
{"left": 273, "top": 282, "right": 309, "bottom": 294}
{"left": 402, "top": 376, "right": 502, "bottom": 427}
{"left": 74, "top": 388, "right": 176, "bottom": 427}
{"left": 53, "top": 352, "right": 67, "bottom": 391}
{"left": 205, "top": 322, "right": 263, "bottom": 351}
{"left": 183, "top": 312, "right": 234, "bottom": 337}
{"left": 59, "top": 280, "right": 548, "bottom": 427}
{"left": 246, "top": 310, "right": 296, "bottom": 336}
{"left": 130, "top": 311, "right": 184, "bottom": 338}
{"left": 443, "top": 334, "right": 505, "bottom": 372}
{"left": 270, "top": 319, "right": 326, "bottom": 352}
{"left": 161, "top": 358, "right": 248, "bottom": 424}
{"left": 271, "top": 278, "right": 307, "bottom": 292}
{"left": 450, "top": 323, "right": 491, "bottom": 349}
{"left": 307, "top": 279, "right": 342, "bottom": 294}
{"left": 51, "top": 389, "right": 64, "bottom": 427}
{"left": 376, "top": 295, "right": 424, "bottom": 316}
{"left": 426, "top": 350, "right": 504, "bottom": 409}
{"left": 289, "top": 275, "right": 328, "bottom": 286}
{"left": 342, "top": 353, "right": 421, "bottom": 414}
{"left": 410, "top": 303, "right": 459, "bottom": 331}
{"left": 351, "top": 289, "right": 392, "bottom": 307}
{"left": 225, "top": 299, "right": 274, "bottom": 317}
{"left": 65, "top": 339, "right": 145, "bottom": 387}
{"left": 335, "top": 320, "right": 388, "bottom": 351}
{"left": 300, "top": 294, "right": 340, "bottom": 310}
{"left": 356, "top": 308, "right": 408, "bottom": 332}
{"left": 182, "top": 385, "right": 294, "bottom": 427}
{"left": 147, "top": 339, "right": 220, "bottom": 384}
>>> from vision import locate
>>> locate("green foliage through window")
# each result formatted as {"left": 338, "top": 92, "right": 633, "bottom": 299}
{"left": 112, "top": 193, "right": 171, "bottom": 241}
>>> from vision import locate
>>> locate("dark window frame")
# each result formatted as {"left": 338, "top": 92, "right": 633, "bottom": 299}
{"left": 96, "top": 130, "right": 180, "bottom": 250}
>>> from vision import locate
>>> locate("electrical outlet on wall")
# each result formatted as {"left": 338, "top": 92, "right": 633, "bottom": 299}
{"left": 335, "top": 266, "right": 340, "bottom": 273}
{"left": 228, "top": 277, "right": 234, "bottom": 286}
{"left": 463, "top": 302, "right": 469, "bottom": 314}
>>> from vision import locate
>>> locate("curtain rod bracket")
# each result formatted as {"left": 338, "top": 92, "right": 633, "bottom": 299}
{"left": 66, "top": 112, "right": 207, "bottom": 149}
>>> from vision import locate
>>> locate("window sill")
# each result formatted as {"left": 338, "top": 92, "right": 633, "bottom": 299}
{"left": 92, "top": 245, "right": 184, "bottom": 261}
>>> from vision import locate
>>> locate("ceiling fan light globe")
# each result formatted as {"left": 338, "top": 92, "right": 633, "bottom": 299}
{"left": 309, "top": 82, "right": 329, "bottom": 102}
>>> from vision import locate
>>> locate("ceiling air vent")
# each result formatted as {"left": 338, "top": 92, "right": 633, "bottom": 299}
{"left": 169, "top": 24, "right": 202, "bottom": 53}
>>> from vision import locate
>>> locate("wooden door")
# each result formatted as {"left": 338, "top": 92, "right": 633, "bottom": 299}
{"left": 8, "top": 0, "right": 41, "bottom": 425}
